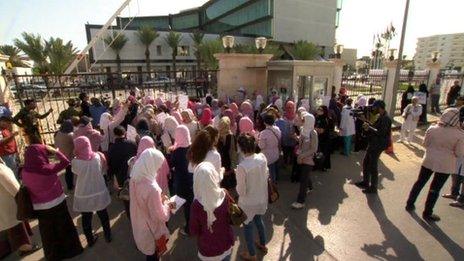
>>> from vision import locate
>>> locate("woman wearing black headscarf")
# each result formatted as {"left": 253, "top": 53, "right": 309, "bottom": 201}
{"left": 401, "top": 85, "right": 415, "bottom": 114}
{"left": 314, "top": 105, "right": 334, "bottom": 171}
{"left": 418, "top": 83, "right": 429, "bottom": 124}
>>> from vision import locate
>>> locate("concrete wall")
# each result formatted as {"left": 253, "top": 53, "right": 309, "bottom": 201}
{"left": 273, "top": 0, "right": 337, "bottom": 48}
{"left": 214, "top": 53, "right": 273, "bottom": 100}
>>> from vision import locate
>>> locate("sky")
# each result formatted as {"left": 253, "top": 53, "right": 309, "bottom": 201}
{"left": 1, "top": 0, "right": 463, "bottom": 58}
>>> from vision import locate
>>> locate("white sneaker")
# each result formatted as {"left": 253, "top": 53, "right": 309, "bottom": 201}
{"left": 291, "top": 202, "right": 304, "bottom": 209}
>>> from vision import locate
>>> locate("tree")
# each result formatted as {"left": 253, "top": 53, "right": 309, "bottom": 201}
{"left": 290, "top": 40, "right": 320, "bottom": 60}
{"left": 104, "top": 32, "right": 128, "bottom": 74}
{"left": 0, "top": 45, "right": 28, "bottom": 67}
{"left": 164, "top": 31, "right": 182, "bottom": 80}
{"left": 190, "top": 30, "right": 205, "bottom": 73}
{"left": 45, "top": 37, "right": 78, "bottom": 74}
{"left": 198, "top": 39, "right": 224, "bottom": 70}
{"left": 136, "top": 25, "right": 159, "bottom": 76}
{"left": 14, "top": 32, "right": 48, "bottom": 73}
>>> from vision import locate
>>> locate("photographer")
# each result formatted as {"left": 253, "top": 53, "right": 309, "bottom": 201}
{"left": 355, "top": 100, "right": 392, "bottom": 194}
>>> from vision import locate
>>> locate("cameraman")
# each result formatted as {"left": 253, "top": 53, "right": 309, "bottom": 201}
{"left": 355, "top": 100, "right": 392, "bottom": 194}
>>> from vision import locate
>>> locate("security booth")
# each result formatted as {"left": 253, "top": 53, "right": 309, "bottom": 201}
{"left": 267, "top": 60, "right": 335, "bottom": 109}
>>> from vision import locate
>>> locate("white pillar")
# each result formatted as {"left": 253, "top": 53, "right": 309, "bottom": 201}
{"left": 331, "top": 59, "right": 345, "bottom": 94}
{"left": 426, "top": 61, "right": 441, "bottom": 87}
{"left": 383, "top": 60, "right": 398, "bottom": 115}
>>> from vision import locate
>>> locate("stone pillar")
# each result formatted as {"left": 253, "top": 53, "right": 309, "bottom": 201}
{"left": 331, "top": 58, "right": 345, "bottom": 94}
{"left": 214, "top": 53, "right": 273, "bottom": 101}
{"left": 426, "top": 61, "right": 441, "bottom": 87}
{"left": 383, "top": 60, "right": 398, "bottom": 115}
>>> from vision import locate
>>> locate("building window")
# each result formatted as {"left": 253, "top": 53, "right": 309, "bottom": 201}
{"left": 156, "top": 45, "right": 162, "bottom": 56}
{"left": 178, "top": 46, "right": 189, "bottom": 56}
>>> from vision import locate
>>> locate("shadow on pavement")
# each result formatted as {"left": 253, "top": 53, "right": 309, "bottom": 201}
{"left": 363, "top": 196, "right": 424, "bottom": 260}
{"left": 408, "top": 212, "right": 464, "bottom": 260}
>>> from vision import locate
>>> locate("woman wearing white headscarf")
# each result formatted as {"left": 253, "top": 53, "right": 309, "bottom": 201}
{"left": 99, "top": 103, "right": 128, "bottom": 152}
{"left": 292, "top": 112, "right": 318, "bottom": 209}
{"left": 190, "top": 162, "right": 234, "bottom": 261}
{"left": 130, "top": 148, "right": 173, "bottom": 260}
{"left": 161, "top": 116, "right": 179, "bottom": 150}
{"left": 406, "top": 108, "right": 464, "bottom": 222}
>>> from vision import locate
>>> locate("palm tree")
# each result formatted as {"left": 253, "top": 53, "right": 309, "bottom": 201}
{"left": 164, "top": 31, "right": 182, "bottom": 81}
{"left": 136, "top": 26, "right": 159, "bottom": 76}
{"left": 190, "top": 30, "right": 204, "bottom": 73}
{"left": 290, "top": 40, "right": 320, "bottom": 60}
{"left": 198, "top": 39, "right": 224, "bottom": 70}
{"left": 45, "top": 37, "right": 78, "bottom": 74}
{"left": 14, "top": 32, "right": 48, "bottom": 73}
{"left": 0, "top": 45, "right": 28, "bottom": 67}
{"left": 104, "top": 32, "right": 128, "bottom": 74}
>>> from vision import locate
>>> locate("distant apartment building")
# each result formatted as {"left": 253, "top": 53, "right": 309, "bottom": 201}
{"left": 86, "top": 0, "right": 342, "bottom": 72}
{"left": 341, "top": 48, "right": 357, "bottom": 69}
{"left": 414, "top": 33, "right": 464, "bottom": 71}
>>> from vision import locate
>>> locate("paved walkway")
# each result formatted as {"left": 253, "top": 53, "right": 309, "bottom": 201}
{"left": 7, "top": 128, "right": 464, "bottom": 261}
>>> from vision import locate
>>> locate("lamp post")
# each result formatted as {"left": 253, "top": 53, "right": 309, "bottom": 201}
{"left": 222, "top": 35, "right": 235, "bottom": 53}
{"left": 388, "top": 48, "right": 397, "bottom": 61}
{"left": 333, "top": 44, "right": 344, "bottom": 59}
{"left": 431, "top": 51, "right": 440, "bottom": 63}
{"left": 255, "top": 37, "right": 267, "bottom": 54}
{"left": 389, "top": 0, "right": 410, "bottom": 117}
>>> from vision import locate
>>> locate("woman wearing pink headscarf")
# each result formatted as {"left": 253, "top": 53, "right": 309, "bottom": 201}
{"left": 72, "top": 136, "right": 112, "bottom": 246}
{"left": 171, "top": 111, "right": 183, "bottom": 125}
{"left": 129, "top": 136, "right": 170, "bottom": 195}
{"left": 199, "top": 108, "right": 213, "bottom": 128}
{"left": 240, "top": 101, "right": 254, "bottom": 120}
{"left": 169, "top": 125, "right": 194, "bottom": 236}
{"left": 130, "top": 147, "right": 174, "bottom": 260}
{"left": 239, "top": 116, "right": 257, "bottom": 138}
{"left": 230, "top": 103, "right": 240, "bottom": 119}
{"left": 73, "top": 116, "right": 104, "bottom": 152}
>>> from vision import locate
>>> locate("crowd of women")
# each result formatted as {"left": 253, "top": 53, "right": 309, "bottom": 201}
{"left": 0, "top": 87, "right": 378, "bottom": 260}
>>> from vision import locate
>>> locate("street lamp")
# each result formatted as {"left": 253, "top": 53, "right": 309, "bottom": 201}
{"left": 222, "top": 35, "right": 235, "bottom": 53}
{"left": 431, "top": 51, "right": 440, "bottom": 63}
{"left": 255, "top": 37, "right": 267, "bottom": 54}
{"left": 333, "top": 44, "right": 344, "bottom": 59}
{"left": 388, "top": 48, "right": 397, "bottom": 61}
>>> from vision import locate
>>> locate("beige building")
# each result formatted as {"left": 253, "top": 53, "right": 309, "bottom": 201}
{"left": 341, "top": 48, "right": 357, "bottom": 69}
{"left": 414, "top": 33, "right": 464, "bottom": 70}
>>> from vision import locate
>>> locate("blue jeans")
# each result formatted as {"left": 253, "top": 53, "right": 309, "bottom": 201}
{"left": 343, "top": 136, "right": 353, "bottom": 156}
{"left": 243, "top": 215, "right": 266, "bottom": 256}
{"left": 268, "top": 162, "right": 278, "bottom": 182}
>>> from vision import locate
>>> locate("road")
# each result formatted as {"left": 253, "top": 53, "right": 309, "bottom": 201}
{"left": 6, "top": 128, "right": 464, "bottom": 260}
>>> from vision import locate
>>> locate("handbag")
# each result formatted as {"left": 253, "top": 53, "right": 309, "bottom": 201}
{"left": 268, "top": 178, "right": 279, "bottom": 203}
{"left": 313, "top": 152, "right": 325, "bottom": 166}
{"left": 15, "top": 185, "right": 36, "bottom": 221}
{"left": 117, "top": 179, "right": 130, "bottom": 201}
{"left": 225, "top": 190, "right": 247, "bottom": 226}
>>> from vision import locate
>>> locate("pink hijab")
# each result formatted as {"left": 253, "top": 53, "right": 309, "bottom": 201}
{"left": 230, "top": 103, "right": 239, "bottom": 118}
{"left": 240, "top": 101, "right": 254, "bottom": 119}
{"left": 284, "top": 101, "right": 296, "bottom": 121}
{"left": 137, "top": 136, "right": 155, "bottom": 159}
{"left": 200, "top": 108, "right": 213, "bottom": 126}
{"left": 172, "top": 111, "right": 182, "bottom": 124}
{"left": 73, "top": 136, "right": 96, "bottom": 161}
{"left": 239, "top": 116, "right": 255, "bottom": 134}
{"left": 73, "top": 123, "right": 103, "bottom": 152}
{"left": 222, "top": 109, "right": 236, "bottom": 127}
{"left": 171, "top": 125, "right": 191, "bottom": 150}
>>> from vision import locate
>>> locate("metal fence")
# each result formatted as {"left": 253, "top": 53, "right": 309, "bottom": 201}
{"left": 6, "top": 70, "right": 217, "bottom": 144}
{"left": 342, "top": 70, "right": 388, "bottom": 100}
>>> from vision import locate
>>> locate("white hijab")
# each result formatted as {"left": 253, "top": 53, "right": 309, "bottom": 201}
{"left": 255, "top": 95, "right": 264, "bottom": 110}
{"left": 99, "top": 112, "right": 112, "bottom": 132}
{"left": 301, "top": 112, "right": 315, "bottom": 138}
{"left": 130, "top": 148, "right": 165, "bottom": 182}
{"left": 193, "top": 162, "right": 225, "bottom": 231}
{"left": 164, "top": 116, "right": 179, "bottom": 137}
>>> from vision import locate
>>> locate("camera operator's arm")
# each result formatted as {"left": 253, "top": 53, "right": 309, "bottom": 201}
{"left": 364, "top": 115, "right": 391, "bottom": 138}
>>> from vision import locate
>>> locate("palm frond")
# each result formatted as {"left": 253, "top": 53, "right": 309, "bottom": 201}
{"left": 290, "top": 40, "right": 320, "bottom": 60}
{"left": 14, "top": 32, "right": 48, "bottom": 71}
{"left": 137, "top": 26, "right": 159, "bottom": 46}
{"left": 0, "top": 45, "right": 28, "bottom": 67}
{"left": 104, "top": 32, "right": 128, "bottom": 53}
{"left": 164, "top": 31, "right": 183, "bottom": 56}
{"left": 45, "top": 37, "right": 78, "bottom": 74}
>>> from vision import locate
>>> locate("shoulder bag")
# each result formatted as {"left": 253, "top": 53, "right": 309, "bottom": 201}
{"left": 15, "top": 185, "right": 36, "bottom": 221}
{"left": 225, "top": 190, "right": 247, "bottom": 226}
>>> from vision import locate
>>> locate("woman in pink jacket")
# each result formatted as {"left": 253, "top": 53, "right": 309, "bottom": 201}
{"left": 129, "top": 147, "right": 174, "bottom": 260}
{"left": 406, "top": 108, "right": 464, "bottom": 221}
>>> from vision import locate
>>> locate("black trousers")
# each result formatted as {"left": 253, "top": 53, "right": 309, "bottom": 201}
{"left": 65, "top": 165, "right": 74, "bottom": 190}
{"left": 176, "top": 185, "right": 193, "bottom": 234}
{"left": 406, "top": 166, "right": 450, "bottom": 216}
{"left": 81, "top": 209, "right": 111, "bottom": 243}
{"left": 297, "top": 164, "right": 313, "bottom": 203}
{"left": 123, "top": 200, "right": 131, "bottom": 220}
{"left": 449, "top": 175, "right": 464, "bottom": 197}
{"left": 362, "top": 148, "right": 383, "bottom": 189}
{"left": 146, "top": 252, "right": 159, "bottom": 261}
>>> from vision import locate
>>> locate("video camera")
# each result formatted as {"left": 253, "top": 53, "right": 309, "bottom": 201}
{"left": 350, "top": 105, "right": 373, "bottom": 119}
